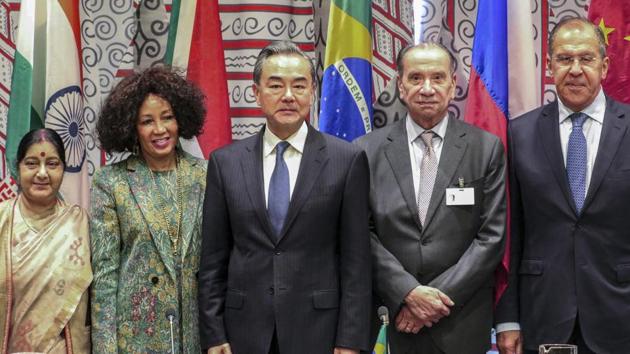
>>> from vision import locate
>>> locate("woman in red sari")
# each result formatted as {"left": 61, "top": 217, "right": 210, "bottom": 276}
{"left": 0, "top": 128, "right": 91, "bottom": 353}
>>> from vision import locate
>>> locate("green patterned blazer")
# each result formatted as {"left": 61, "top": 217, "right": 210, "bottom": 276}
{"left": 90, "top": 151, "right": 206, "bottom": 353}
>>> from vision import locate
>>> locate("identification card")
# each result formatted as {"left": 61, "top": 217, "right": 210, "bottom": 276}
{"left": 445, "top": 188, "right": 475, "bottom": 205}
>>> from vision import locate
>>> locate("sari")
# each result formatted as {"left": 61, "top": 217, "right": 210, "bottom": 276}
{"left": 0, "top": 196, "right": 92, "bottom": 353}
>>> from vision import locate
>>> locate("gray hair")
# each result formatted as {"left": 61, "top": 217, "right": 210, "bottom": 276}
{"left": 548, "top": 17, "right": 607, "bottom": 58}
{"left": 396, "top": 42, "right": 457, "bottom": 78}
{"left": 253, "top": 40, "right": 317, "bottom": 85}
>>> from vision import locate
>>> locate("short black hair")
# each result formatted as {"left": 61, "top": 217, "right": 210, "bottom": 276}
{"left": 548, "top": 17, "right": 607, "bottom": 58}
{"left": 16, "top": 128, "right": 66, "bottom": 170}
{"left": 396, "top": 42, "right": 457, "bottom": 78}
{"left": 253, "top": 40, "right": 316, "bottom": 85}
{"left": 96, "top": 65, "right": 206, "bottom": 154}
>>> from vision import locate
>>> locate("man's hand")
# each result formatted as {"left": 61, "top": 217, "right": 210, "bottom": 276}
{"left": 497, "top": 330, "right": 522, "bottom": 354}
{"left": 404, "top": 285, "right": 454, "bottom": 324}
{"left": 395, "top": 305, "right": 425, "bottom": 333}
{"left": 208, "top": 343, "right": 232, "bottom": 354}
{"left": 333, "top": 347, "right": 358, "bottom": 354}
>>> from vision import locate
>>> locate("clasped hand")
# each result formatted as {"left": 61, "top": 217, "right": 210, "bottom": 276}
{"left": 395, "top": 285, "right": 454, "bottom": 333}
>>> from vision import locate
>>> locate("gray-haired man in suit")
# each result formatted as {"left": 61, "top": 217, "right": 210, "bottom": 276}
{"left": 355, "top": 42, "right": 506, "bottom": 354}
{"left": 496, "top": 17, "right": 630, "bottom": 354}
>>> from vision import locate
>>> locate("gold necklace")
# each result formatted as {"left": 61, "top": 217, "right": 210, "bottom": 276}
{"left": 149, "top": 158, "right": 183, "bottom": 257}
{"left": 17, "top": 195, "right": 59, "bottom": 233}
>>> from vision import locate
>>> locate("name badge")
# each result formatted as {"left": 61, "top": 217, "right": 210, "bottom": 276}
{"left": 445, "top": 188, "right": 475, "bottom": 206}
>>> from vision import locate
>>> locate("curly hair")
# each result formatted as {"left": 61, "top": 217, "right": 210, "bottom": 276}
{"left": 96, "top": 65, "right": 206, "bottom": 153}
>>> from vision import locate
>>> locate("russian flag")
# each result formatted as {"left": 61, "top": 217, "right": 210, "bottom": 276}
{"left": 464, "top": 0, "right": 509, "bottom": 145}
{"left": 463, "top": 0, "right": 509, "bottom": 303}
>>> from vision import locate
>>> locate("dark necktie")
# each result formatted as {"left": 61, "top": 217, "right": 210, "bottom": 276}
{"left": 268, "top": 141, "right": 290, "bottom": 237}
{"left": 566, "top": 112, "right": 588, "bottom": 213}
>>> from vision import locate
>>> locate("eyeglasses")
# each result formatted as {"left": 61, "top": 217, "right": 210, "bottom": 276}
{"left": 553, "top": 55, "right": 599, "bottom": 67}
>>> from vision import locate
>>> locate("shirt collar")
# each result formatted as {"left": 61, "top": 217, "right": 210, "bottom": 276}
{"left": 263, "top": 121, "right": 308, "bottom": 157}
{"left": 558, "top": 88, "right": 606, "bottom": 125}
{"left": 406, "top": 113, "right": 449, "bottom": 145}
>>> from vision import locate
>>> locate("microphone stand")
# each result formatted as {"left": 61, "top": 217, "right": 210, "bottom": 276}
{"left": 167, "top": 311, "right": 176, "bottom": 353}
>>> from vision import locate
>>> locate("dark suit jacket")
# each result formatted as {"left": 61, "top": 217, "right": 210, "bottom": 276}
{"left": 198, "top": 125, "right": 372, "bottom": 354}
{"left": 355, "top": 116, "right": 506, "bottom": 354}
{"left": 495, "top": 98, "right": 630, "bottom": 353}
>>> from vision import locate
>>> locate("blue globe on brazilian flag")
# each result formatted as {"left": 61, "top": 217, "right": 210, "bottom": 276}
{"left": 319, "top": 0, "right": 373, "bottom": 142}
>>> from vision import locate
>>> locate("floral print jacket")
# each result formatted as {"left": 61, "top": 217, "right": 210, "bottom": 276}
{"left": 90, "top": 152, "right": 206, "bottom": 353}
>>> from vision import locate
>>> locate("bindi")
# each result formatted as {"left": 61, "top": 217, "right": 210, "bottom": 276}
{"left": 40, "top": 151, "right": 46, "bottom": 157}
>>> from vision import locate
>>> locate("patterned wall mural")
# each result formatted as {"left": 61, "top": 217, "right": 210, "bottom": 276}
{"left": 0, "top": 0, "right": 594, "bottom": 197}
{"left": 0, "top": 0, "right": 608, "bottom": 351}
{"left": 220, "top": 1, "right": 314, "bottom": 138}
{"left": 0, "top": 1, "right": 17, "bottom": 199}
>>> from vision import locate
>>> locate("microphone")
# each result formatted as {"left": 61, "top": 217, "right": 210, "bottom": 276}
{"left": 377, "top": 306, "right": 389, "bottom": 326}
{"left": 166, "top": 310, "right": 177, "bottom": 354}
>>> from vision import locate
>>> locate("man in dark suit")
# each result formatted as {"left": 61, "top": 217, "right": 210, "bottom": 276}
{"left": 496, "top": 17, "right": 630, "bottom": 354}
{"left": 355, "top": 42, "right": 506, "bottom": 354}
{"left": 198, "top": 41, "right": 371, "bottom": 354}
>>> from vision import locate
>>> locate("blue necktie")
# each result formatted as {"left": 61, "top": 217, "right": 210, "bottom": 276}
{"left": 268, "top": 141, "right": 290, "bottom": 237}
{"left": 566, "top": 112, "right": 588, "bottom": 213}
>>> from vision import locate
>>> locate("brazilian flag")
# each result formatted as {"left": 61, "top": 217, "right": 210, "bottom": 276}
{"left": 319, "top": 0, "right": 373, "bottom": 142}
{"left": 372, "top": 323, "right": 388, "bottom": 354}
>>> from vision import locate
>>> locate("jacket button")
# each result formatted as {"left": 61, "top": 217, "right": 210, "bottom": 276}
{"left": 275, "top": 250, "right": 281, "bottom": 255}
{"left": 151, "top": 276, "right": 159, "bottom": 285}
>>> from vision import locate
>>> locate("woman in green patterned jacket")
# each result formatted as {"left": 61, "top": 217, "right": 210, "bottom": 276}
{"left": 90, "top": 66, "right": 208, "bottom": 353}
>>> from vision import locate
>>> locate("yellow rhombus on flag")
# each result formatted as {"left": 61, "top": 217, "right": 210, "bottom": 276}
{"left": 372, "top": 323, "right": 388, "bottom": 354}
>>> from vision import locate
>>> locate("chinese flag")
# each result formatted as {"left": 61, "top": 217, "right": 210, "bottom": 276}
{"left": 588, "top": 0, "right": 630, "bottom": 103}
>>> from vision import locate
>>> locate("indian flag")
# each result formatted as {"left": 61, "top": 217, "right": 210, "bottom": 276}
{"left": 6, "top": 0, "right": 44, "bottom": 176}
{"left": 6, "top": 0, "right": 89, "bottom": 207}
{"left": 165, "top": 0, "right": 232, "bottom": 158}
{"left": 319, "top": 0, "right": 373, "bottom": 142}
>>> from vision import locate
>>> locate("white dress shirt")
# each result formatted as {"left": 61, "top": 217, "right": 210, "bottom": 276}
{"left": 406, "top": 114, "right": 449, "bottom": 203}
{"left": 263, "top": 121, "right": 308, "bottom": 207}
{"left": 495, "top": 89, "right": 607, "bottom": 334}
{"left": 558, "top": 88, "right": 606, "bottom": 194}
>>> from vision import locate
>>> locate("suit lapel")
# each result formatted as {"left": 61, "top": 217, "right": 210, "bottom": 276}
{"left": 422, "top": 117, "right": 467, "bottom": 229}
{"left": 126, "top": 156, "right": 177, "bottom": 282}
{"left": 583, "top": 98, "right": 627, "bottom": 211}
{"left": 240, "top": 130, "right": 276, "bottom": 241}
{"left": 384, "top": 119, "right": 423, "bottom": 232}
{"left": 537, "top": 102, "right": 576, "bottom": 212}
{"left": 277, "top": 125, "right": 327, "bottom": 243}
